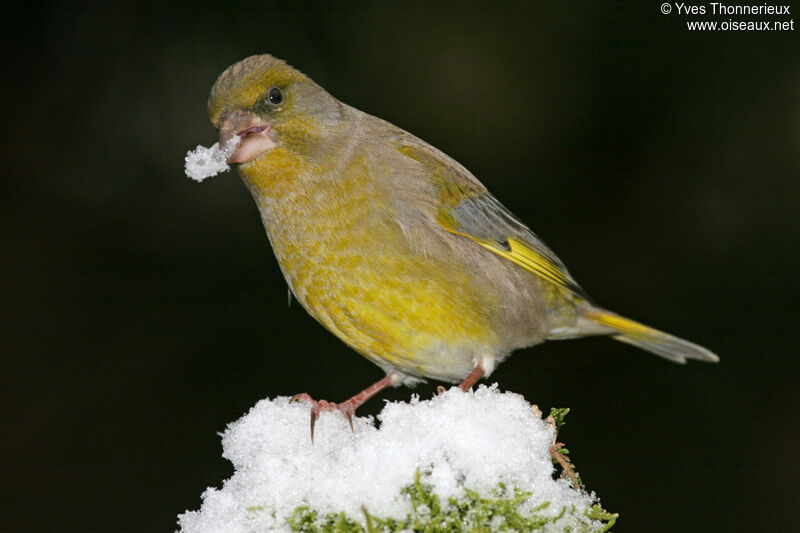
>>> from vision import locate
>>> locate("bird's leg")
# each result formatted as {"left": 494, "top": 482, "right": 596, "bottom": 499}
{"left": 433, "top": 361, "right": 488, "bottom": 397}
{"left": 291, "top": 373, "right": 399, "bottom": 442}
{"left": 458, "top": 363, "right": 486, "bottom": 391}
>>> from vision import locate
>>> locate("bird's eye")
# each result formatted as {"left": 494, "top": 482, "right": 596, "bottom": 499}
{"left": 268, "top": 87, "right": 283, "bottom": 105}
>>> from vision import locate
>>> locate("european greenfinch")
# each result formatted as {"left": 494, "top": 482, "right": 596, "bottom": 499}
{"left": 204, "top": 54, "right": 718, "bottom": 432}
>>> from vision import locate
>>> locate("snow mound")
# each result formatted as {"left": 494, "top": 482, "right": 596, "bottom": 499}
{"left": 177, "top": 385, "right": 610, "bottom": 532}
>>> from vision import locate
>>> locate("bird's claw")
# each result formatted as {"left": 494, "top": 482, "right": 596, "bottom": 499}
{"left": 291, "top": 394, "right": 356, "bottom": 443}
{"left": 290, "top": 393, "right": 314, "bottom": 404}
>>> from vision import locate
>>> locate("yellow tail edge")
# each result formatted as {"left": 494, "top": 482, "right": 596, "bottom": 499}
{"left": 583, "top": 309, "right": 719, "bottom": 364}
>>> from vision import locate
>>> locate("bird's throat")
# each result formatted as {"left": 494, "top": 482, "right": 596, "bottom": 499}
{"left": 238, "top": 147, "right": 306, "bottom": 197}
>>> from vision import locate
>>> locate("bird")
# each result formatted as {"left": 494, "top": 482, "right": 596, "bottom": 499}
{"left": 206, "top": 54, "right": 718, "bottom": 437}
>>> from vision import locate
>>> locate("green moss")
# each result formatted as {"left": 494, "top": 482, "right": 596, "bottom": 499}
{"left": 585, "top": 505, "right": 618, "bottom": 533}
{"left": 272, "top": 408, "right": 618, "bottom": 532}
{"left": 288, "top": 506, "right": 361, "bottom": 532}
{"left": 284, "top": 470, "right": 616, "bottom": 532}
{"left": 548, "top": 408, "right": 571, "bottom": 432}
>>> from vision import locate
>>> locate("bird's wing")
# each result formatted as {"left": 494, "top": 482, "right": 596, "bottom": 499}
{"left": 396, "top": 140, "right": 590, "bottom": 301}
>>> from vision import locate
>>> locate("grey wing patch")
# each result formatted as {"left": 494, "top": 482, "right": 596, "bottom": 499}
{"left": 450, "top": 194, "right": 567, "bottom": 270}
{"left": 388, "top": 128, "right": 589, "bottom": 301}
{"left": 449, "top": 194, "right": 590, "bottom": 300}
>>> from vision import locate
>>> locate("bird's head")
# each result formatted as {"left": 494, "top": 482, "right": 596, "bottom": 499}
{"left": 208, "top": 54, "right": 344, "bottom": 164}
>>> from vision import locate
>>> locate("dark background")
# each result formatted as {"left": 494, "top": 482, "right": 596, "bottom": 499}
{"left": 3, "top": 1, "right": 798, "bottom": 532}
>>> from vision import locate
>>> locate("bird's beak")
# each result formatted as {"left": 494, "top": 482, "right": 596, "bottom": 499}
{"left": 218, "top": 110, "right": 277, "bottom": 164}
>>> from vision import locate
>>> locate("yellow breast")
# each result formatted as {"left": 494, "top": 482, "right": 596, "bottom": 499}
{"left": 239, "top": 148, "right": 498, "bottom": 381}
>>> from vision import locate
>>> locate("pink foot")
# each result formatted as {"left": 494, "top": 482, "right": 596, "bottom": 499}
{"left": 291, "top": 393, "right": 357, "bottom": 442}
{"left": 290, "top": 374, "right": 398, "bottom": 443}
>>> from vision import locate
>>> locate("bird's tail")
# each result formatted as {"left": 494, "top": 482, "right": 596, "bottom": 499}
{"left": 581, "top": 308, "right": 719, "bottom": 364}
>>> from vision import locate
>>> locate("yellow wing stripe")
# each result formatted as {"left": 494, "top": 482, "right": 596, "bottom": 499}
{"left": 441, "top": 226, "right": 586, "bottom": 297}
{"left": 477, "top": 238, "right": 570, "bottom": 287}
{"left": 582, "top": 309, "right": 659, "bottom": 338}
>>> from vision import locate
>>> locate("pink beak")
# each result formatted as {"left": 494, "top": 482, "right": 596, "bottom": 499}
{"left": 218, "top": 110, "right": 277, "bottom": 164}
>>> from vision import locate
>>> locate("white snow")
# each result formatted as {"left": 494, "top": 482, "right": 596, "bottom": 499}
{"left": 184, "top": 136, "right": 240, "bottom": 182}
{"left": 176, "top": 385, "right": 605, "bottom": 532}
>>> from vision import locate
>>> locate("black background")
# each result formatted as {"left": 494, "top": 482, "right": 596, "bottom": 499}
{"left": 3, "top": 2, "right": 798, "bottom": 532}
